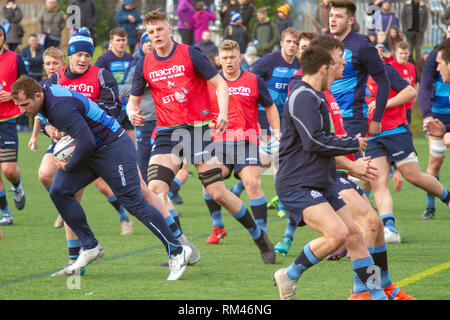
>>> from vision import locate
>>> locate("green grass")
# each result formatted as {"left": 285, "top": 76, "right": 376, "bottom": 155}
{"left": 0, "top": 133, "right": 449, "bottom": 300}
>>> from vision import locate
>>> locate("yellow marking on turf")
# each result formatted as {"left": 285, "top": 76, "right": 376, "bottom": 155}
{"left": 396, "top": 261, "right": 450, "bottom": 287}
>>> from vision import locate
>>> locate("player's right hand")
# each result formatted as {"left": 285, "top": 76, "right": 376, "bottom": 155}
{"left": 214, "top": 113, "right": 228, "bottom": 135}
{"left": 355, "top": 133, "right": 367, "bottom": 155}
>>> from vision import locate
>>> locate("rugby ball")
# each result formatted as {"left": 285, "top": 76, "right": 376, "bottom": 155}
{"left": 53, "top": 135, "right": 76, "bottom": 162}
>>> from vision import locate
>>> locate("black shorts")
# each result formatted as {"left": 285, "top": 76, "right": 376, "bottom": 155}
{"left": 151, "top": 125, "right": 215, "bottom": 164}
{"left": 335, "top": 171, "right": 365, "bottom": 197}
{"left": 365, "top": 131, "right": 417, "bottom": 163}
{"left": 0, "top": 121, "right": 18, "bottom": 162}
{"left": 214, "top": 140, "right": 261, "bottom": 179}
{"left": 278, "top": 185, "right": 346, "bottom": 227}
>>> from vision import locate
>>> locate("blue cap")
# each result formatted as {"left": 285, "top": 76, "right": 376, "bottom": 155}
{"left": 68, "top": 27, "right": 94, "bottom": 56}
{"left": 140, "top": 31, "right": 150, "bottom": 47}
{"left": 230, "top": 11, "right": 242, "bottom": 24}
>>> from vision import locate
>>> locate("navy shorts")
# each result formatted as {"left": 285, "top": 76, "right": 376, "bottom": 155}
{"left": 335, "top": 171, "right": 365, "bottom": 197}
{"left": 214, "top": 140, "right": 261, "bottom": 179}
{"left": 118, "top": 109, "right": 134, "bottom": 131}
{"left": 433, "top": 113, "right": 450, "bottom": 132}
{"left": 45, "top": 141, "right": 57, "bottom": 154}
{"left": 278, "top": 185, "right": 346, "bottom": 227}
{"left": 0, "top": 121, "right": 18, "bottom": 162}
{"left": 151, "top": 125, "right": 215, "bottom": 164}
{"left": 365, "top": 131, "right": 417, "bottom": 163}
{"left": 342, "top": 117, "right": 369, "bottom": 136}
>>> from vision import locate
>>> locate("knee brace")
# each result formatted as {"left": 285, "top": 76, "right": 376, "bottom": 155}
{"left": 198, "top": 167, "right": 223, "bottom": 188}
{"left": 430, "top": 138, "right": 447, "bottom": 158}
{"left": 147, "top": 164, "right": 175, "bottom": 187}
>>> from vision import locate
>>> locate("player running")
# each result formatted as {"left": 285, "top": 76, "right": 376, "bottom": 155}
{"left": 203, "top": 39, "right": 280, "bottom": 244}
{"left": 127, "top": 10, "right": 276, "bottom": 264}
{"left": 12, "top": 76, "right": 192, "bottom": 281}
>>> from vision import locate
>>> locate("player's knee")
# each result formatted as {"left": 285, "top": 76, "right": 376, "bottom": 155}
{"left": 429, "top": 139, "right": 447, "bottom": 158}
{"left": 2, "top": 164, "right": 18, "bottom": 181}
{"left": 48, "top": 183, "right": 64, "bottom": 204}
{"left": 328, "top": 226, "right": 349, "bottom": 251}
{"left": 38, "top": 171, "right": 53, "bottom": 188}
{"left": 241, "top": 177, "right": 260, "bottom": 197}
{"left": 345, "top": 222, "right": 364, "bottom": 247}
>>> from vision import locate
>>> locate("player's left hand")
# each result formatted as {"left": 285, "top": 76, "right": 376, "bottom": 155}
{"left": 424, "top": 118, "right": 445, "bottom": 138}
{"left": 128, "top": 109, "right": 146, "bottom": 127}
{"left": 368, "top": 121, "right": 381, "bottom": 137}
{"left": 0, "top": 90, "right": 11, "bottom": 102}
{"left": 52, "top": 155, "right": 67, "bottom": 171}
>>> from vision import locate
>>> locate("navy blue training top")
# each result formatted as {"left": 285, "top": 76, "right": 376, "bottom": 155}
{"left": 94, "top": 50, "right": 134, "bottom": 85}
{"left": 418, "top": 48, "right": 450, "bottom": 118}
{"left": 276, "top": 80, "right": 360, "bottom": 193}
{"left": 330, "top": 31, "right": 389, "bottom": 122}
{"left": 41, "top": 84, "right": 124, "bottom": 171}
{"left": 250, "top": 50, "right": 300, "bottom": 114}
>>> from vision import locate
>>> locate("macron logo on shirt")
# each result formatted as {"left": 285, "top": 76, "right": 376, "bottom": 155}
{"left": 229, "top": 86, "right": 251, "bottom": 96}
{"left": 148, "top": 65, "right": 186, "bottom": 82}
{"left": 63, "top": 84, "right": 94, "bottom": 96}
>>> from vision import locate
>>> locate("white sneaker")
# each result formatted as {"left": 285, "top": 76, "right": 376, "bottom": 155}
{"left": 65, "top": 244, "right": 105, "bottom": 275}
{"left": 167, "top": 245, "right": 192, "bottom": 281}
{"left": 120, "top": 218, "right": 133, "bottom": 235}
{"left": 273, "top": 268, "right": 297, "bottom": 300}
{"left": 177, "top": 234, "right": 200, "bottom": 265}
{"left": 384, "top": 227, "right": 401, "bottom": 244}
{"left": 54, "top": 215, "right": 64, "bottom": 228}
{"left": 0, "top": 214, "right": 12, "bottom": 226}
{"left": 11, "top": 184, "right": 25, "bottom": 210}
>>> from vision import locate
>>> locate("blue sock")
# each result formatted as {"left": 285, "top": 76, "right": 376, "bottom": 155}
{"left": 352, "top": 256, "right": 387, "bottom": 300}
{"left": 165, "top": 214, "right": 182, "bottom": 238}
{"left": 0, "top": 189, "right": 10, "bottom": 214}
{"left": 230, "top": 180, "right": 245, "bottom": 197}
{"left": 368, "top": 244, "right": 392, "bottom": 288}
{"left": 203, "top": 192, "right": 224, "bottom": 228}
{"left": 249, "top": 196, "right": 268, "bottom": 233}
{"left": 287, "top": 242, "right": 321, "bottom": 280}
{"left": 107, "top": 196, "right": 128, "bottom": 221}
{"left": 426, "top": 173, "right": 439, "bottom": 209}
{"left": 232, "top": 203, "right": 261, "bottom": 240}
{"left": 67, "top": 239, "right": 81, "bottom": 260}
{"left": 439, "top": 188, "right": 450, "bottom": 205}
{"left": 168, "top": 208, "right": 183, "bottom": 233}
{"left": 380, "top": 213, "right": 397, "bottom": 234}
{"left": 283, "top": 217, "right": 297, "bottom": 240}
{"left": 168, "top": 177, "right": 183, "bottom": 199}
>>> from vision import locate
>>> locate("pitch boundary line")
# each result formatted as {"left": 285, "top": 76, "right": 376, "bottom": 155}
{"left": 396, "top": 260, "right": 450, "bottom": 288}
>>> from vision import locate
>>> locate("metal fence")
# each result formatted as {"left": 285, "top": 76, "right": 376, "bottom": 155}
{"left": 164, "top": 0, "right": 448, "bottom": 48}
